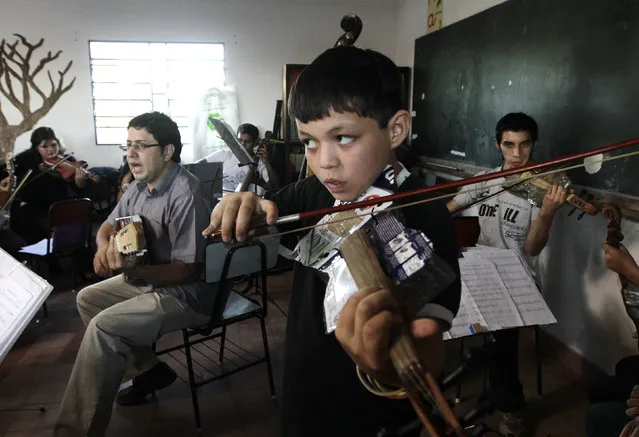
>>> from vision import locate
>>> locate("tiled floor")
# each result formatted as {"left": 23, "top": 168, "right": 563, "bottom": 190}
{"left": 0, "top": 270, "right": 595, "bottom": 437}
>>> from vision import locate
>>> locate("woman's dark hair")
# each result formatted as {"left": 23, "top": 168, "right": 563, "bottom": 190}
{"left": 30, "top": 127, "right": 59, "bottom": 150}
{"left": 128, "top": 112, "right": 183, "bottom": 163}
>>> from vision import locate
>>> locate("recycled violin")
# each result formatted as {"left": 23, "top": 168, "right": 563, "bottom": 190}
{"left": 38, "top": 154, "right": 99, "bottom": 183}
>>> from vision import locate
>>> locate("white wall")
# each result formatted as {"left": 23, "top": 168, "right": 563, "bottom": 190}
{"left": 400, "top": 0, "right": 638, "bottom": 372}
{"left": 535, "top": 210, "right": 639, "bottom": 372}
{"left": 0, "top": 0, "right": 398, "bottom": 167}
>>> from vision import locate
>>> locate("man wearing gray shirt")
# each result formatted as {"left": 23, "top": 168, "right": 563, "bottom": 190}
{"left": 55, "top": 112, "right": 216, "bottom": 437}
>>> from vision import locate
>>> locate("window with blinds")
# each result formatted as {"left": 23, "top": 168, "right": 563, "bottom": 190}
{"left": 89, "top": 41, "right": 225, "bottom": 147}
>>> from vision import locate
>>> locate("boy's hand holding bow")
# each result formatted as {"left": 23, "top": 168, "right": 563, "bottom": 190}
{"left": 203, "top": 193, "right": 445, "bottom": 386}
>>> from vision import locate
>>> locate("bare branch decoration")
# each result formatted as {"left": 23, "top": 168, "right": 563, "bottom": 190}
{"left": 0, "top": 33, "right": 76, "bottom": 158}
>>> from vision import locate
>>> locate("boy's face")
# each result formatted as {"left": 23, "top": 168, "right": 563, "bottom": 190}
{"left": 297, "top": 109, "right": 408, "bottom": 202}
{"left": 495, "top": 130, "right": 534, "bottom": 169}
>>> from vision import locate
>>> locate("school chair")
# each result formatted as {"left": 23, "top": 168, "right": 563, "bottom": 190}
{"left": 19, "top": 198, "right": 93, "bottom": 315}
{"left": 155, "top": 237, "right": 278, "bottom": 431}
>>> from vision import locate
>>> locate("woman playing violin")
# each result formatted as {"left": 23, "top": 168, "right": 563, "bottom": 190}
{"left": 10, "top": 127, "right": 91, "bottom": 244}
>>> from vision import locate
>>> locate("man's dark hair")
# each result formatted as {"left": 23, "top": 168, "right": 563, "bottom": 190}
{"left": 128, "top": 112, "right": 182, "bottom": 163}
{"left": 30, "top": 127, "right": 59, "bottom": 150}
{"left": 495, "top": 112, "right": 538, "bottom": 144}
{"left": 288, "top": 46, "right": 405, "bottom": 129}
{"left": 237, "top": 123, "right": 259, "bottom": 141}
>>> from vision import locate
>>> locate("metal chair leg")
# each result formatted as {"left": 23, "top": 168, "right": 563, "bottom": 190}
{"left": 218, "top": 326, "right": 227, "bottom": 363}
{"left": 182, "top": 329, "right": 202, "bottom": 430}
{"left": 455, "top": 338, "right": 465, "bottom": 403}
{"left": 535, "top": 325, "right": 543, "bottom": 396}
{"left": 260, "top": 316, "right": 276, "bottom": 397}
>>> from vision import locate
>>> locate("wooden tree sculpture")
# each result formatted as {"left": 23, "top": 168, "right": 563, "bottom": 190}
{"left": 0, "top": 34, "right": 76, "bottom": 157}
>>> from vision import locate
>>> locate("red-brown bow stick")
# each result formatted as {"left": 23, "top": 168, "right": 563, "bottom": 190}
{"left": 212, "top": 136, "right": 639, "bottom": 237}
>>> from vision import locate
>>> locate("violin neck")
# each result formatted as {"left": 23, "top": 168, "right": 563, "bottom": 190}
{"left": 528, "top": 177, "right": 598, "bottom": 215}
{"left": 338, "top": 229, "right": 466, "bottom": 436}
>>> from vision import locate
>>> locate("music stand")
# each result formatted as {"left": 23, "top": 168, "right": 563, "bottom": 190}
{"left": 182, "top": 162, "right": 223, "bottom": 206}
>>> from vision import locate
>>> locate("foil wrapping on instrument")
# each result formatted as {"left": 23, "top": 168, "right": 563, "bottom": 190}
{"left": 623, "top": 283, "right": 639, "bottom": 334}
{"left": 502, "top": 171, "right": 572, "bottom": 207}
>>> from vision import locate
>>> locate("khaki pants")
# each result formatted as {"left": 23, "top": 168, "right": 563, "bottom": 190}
{"left": 54, "top": 274, "right": 209, "bottom": 437}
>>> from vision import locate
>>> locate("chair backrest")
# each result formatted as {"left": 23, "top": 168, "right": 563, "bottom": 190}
{"left": 47, "top": 198, "right": 93, "bottom": 253}
{"left": 454, "top": 216, "right": 480, "bottom": 248}
{"left": 203, "top": 239, "right": 270, "bottom": 333}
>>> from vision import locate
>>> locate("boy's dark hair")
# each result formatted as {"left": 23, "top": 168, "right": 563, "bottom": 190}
{"left": 128, "top": 112, "right": 182, "bottom": 163}
{"left": 495, "top": 112, "right": 538, "bottom": 144}
{"left": 288, "top": 46, "right": 404, "bottom": 128}
{"left": 237, "top": 123, "right": 259, "bottom": 141}
{"left": 30, "top": 127, "right": 59, "bottom": 150}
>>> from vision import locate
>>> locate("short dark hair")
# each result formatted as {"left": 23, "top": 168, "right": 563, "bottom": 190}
{"left": 495, "top": 112, "right": 538, "bottom": 143}
{"left": 237, "top": 123, "right": 259, "bottom": 141}
{"left": 128, "top": 112, "right": 182, "bottom": 163}
{"left": 30, "top": 127, "right": 59, "bottom": 150}
{"left": 288, "top": 46, "right": 404, "bottom": 129}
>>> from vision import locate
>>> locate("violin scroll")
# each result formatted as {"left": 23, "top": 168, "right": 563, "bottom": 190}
{"left": 601, "top": 203, "right": 623, "bottom": 248}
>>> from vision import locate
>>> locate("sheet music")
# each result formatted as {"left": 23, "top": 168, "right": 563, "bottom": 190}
{"left": 459, "top": 257, "right": 524, "bottom": 329}
{"left": 0, "top": 248, "right": 53, "bottom": 363}
{"left": 443, "top": 282, "right": 487, "bottom": 340}
{"left": 445, "top": 247, "right": 556, "bottom": 339}
{"left": 463, "top": 247, "right": 557, "bottom": 327}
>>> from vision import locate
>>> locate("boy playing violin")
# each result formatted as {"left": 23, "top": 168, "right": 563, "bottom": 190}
{"left": 202, "top": 46, "right": 461, "bottom": 437}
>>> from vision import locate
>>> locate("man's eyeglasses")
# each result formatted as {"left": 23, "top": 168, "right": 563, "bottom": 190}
{"left": 119, "top": 142, "right": 162, "bottom": 152}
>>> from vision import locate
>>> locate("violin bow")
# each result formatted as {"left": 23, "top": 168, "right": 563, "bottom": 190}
{"left": 212, "top": 136, "right": 639, "bottom": 240}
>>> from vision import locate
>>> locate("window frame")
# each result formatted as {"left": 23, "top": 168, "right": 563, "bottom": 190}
{"left": 87, "top": 39, "right": 226, "bottom": 147}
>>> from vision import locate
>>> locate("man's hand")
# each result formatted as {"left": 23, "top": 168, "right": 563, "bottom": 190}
{"left": 335, "top": 286, "right": 444, "bottom": 385}
{"left": 93, "top": 247, "right": 112, "bottom": 278}
{"left": 105, "top": 235, "right": 135, "bottom": 272}
{"left": 201, "top": 192, "right": 278, "bottom": 242}
{"left": 602, "top": 243, "right": 638, "bottom": 276}
{"left": 255, "top": 142, "right": 269, "bottom": 164}
{"left": 540, "top": 184, "right": 568, "bottom": 216}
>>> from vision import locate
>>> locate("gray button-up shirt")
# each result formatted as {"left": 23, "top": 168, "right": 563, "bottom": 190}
{"left": 108, "top": 163, "right": 217, "bottom": 314}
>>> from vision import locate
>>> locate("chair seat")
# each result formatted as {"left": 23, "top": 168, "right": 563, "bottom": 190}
{"left": 19, "top": 238, "right": 49, "bottom": 256}
{"left": 220, "top": 290, "right": 261, "bottom": 321}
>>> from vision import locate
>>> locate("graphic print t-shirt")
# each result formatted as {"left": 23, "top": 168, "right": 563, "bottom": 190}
{"left": 453, "top": 166, "right": 540, "bottom": 265}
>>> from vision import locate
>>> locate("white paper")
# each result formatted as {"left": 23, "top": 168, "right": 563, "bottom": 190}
{"left": 0, "top": 248, "right": 53, "bottom": 363}
{"left": 444, "top": 282, "right": 487, "bottom": 340}
{"left": 459, "top": 256, "right": 524, "bottom": 329}
{"left": 445, "top": 247, "right": 556, "bottom": 339}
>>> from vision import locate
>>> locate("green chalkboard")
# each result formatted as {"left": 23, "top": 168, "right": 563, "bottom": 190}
{"left": 412, "top": 0, "right": 639, "bottom": 195}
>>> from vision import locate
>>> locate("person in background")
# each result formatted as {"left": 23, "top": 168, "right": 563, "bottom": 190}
{"left": 11, "top": 127, "right": 90, "bottom": 244}
{"left": 206, "top": 123, "right": 279, "bottom": 195}
{"left": 447, "top": 113, "right": 567, "bottom": 437}
{"left": 585, "top": 244, "right": 639, "bottom": 437}
{"left": 54, "top": 112, "right": 217, "bottom": 437}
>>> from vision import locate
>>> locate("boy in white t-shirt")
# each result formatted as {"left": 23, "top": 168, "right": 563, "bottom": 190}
{"left": 447, "top": 112, "right": 567, "bottom": 437}
{"left": 206, "top": 123, "right": 280, "bottom": 194}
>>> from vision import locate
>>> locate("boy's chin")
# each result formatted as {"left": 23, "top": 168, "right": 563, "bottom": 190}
{"left": 330, "top": 191, "right": 358, "bottom": 203}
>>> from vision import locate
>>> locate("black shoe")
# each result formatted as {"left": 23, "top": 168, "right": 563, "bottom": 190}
{"left": 116, "top": 362, "right": 177, "bottom": 406}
